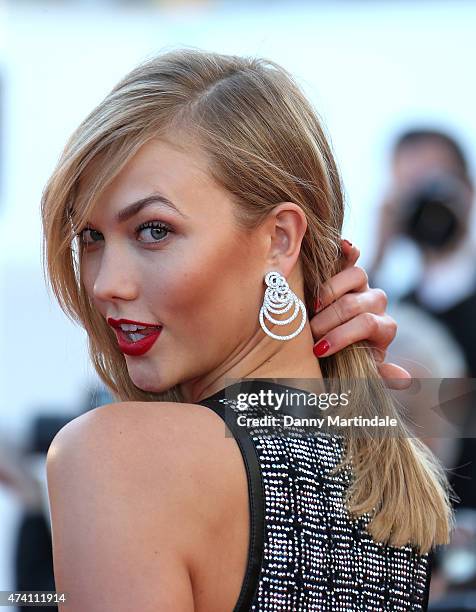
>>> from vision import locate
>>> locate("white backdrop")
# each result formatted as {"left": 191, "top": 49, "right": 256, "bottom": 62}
{"left": 1, "top": 0, "right": 475, "bottom": 596}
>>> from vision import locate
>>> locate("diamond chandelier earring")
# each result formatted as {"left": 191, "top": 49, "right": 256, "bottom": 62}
{"left": 259, "top": 271, "right": 307, "bottom": 341}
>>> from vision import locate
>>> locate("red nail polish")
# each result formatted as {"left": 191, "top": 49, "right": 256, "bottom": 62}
{"left": 313, "top": 339, "right": 330, "bottom": 357}
{"left": 314, "top": 297, "right": 322, "bottom": 312}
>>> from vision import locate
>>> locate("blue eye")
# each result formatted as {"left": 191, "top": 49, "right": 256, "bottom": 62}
{"left": 79, "top": 227, "right": 103, "bottom": 244}
{"left": 77, "top": 221, "right": 172, "bottom": 246}
{"left": 136, "top": 220, "right": 172, "bottom": 243}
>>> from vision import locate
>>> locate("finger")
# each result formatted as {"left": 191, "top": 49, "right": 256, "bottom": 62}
{"left": 316, "top": 266, "right": 369, "bottom": 312}
{"left": 370, "top": 344, "right": 387, "bottom": 364}
{"left": 376, "top": 362, "right": 412, "bottom": 390}
{"left": 310, "top": 287, "right": 388, "bottom": 339}
{"left": 312, "top": 313, "right": 397, "bottom": 358}
{"left": 339, "top": 238, "right": 361, "bottom": 269}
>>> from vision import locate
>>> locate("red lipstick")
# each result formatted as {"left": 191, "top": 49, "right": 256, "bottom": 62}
{"left": 107, "top": 317, "right": 163, "bottom": 357}
{"left": 107, "top": 318, "right": 161, "bottom": 328}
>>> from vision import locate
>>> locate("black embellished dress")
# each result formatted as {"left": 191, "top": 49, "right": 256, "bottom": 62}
{"left": 197, "top": 379, "right": 433, "bottom": 612}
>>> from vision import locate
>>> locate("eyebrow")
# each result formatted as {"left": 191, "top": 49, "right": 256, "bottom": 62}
{"left": 115, "top": 193, "right": 187, "bottom": 223}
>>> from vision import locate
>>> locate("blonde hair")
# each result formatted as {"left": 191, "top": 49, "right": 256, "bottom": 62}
{"left": 41, "top": 47, "right": 455, "bottom": 554}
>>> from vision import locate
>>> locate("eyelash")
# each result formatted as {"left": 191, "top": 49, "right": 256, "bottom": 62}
{"left": 78, "top": 220, "right": 173, "bottom": 246}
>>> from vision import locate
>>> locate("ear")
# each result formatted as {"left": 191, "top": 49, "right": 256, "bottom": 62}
{"left": 263, "top": 202, "right": 308, "bottom": 276}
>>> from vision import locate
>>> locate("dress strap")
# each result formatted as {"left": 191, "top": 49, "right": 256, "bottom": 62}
{"left": 197, "top": 391, "right": 265, "bottom": 612}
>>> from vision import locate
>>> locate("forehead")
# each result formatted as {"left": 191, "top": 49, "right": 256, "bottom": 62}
{"left": 84, "top": 136, "right": 232, "bottom": 222}
{"left": 392, "top": 141, "right": 461, "bottom": 185}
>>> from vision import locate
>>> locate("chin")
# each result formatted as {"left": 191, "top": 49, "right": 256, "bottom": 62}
{"left": 126, "top": 363, "right": 171, "bottom": 394}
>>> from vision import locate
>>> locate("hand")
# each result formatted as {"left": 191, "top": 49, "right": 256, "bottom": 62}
{"left": 310, "top": 238, "right": 411, "bottom": 389}
{"left": 367, "top": 187, "right": 402, "bottom": 278}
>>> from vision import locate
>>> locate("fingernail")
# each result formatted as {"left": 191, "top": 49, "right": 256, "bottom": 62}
{"left": 343, "top": 239, "right": 353, "bottom": 247}
{"left": 313, "top": 339, "right": 330, "bottom": 357}
{"left": 314, "top": 297, "right": 322, "bottom": 312}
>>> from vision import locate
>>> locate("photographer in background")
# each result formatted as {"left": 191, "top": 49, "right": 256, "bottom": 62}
{"left": 368, "top": 130, "right": 476, "bottom": 606}
{"left": 369, "top": 128, "right": 476, "bottom": 508}
{"left": 369, "top": 130, "right": 475, "bottom": 294}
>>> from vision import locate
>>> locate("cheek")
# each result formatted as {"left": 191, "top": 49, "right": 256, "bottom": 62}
{"left": 80, "top": 255, "right": 97, "bottom": 297}
{"left": 152, "top": 239, "right": 263, "bottom": 340}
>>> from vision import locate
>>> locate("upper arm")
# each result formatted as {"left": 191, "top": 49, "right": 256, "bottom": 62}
{"left": 46, "top": 403, "right": 196, "bottom": 612}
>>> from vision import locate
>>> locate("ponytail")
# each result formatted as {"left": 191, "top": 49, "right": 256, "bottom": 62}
{"left": 321, "top": 343, "right": 455, "bottom": 554}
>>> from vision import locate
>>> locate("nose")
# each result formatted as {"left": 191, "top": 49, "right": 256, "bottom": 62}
{"left": 92, "top": 242, "right": 139, "bottom": 303}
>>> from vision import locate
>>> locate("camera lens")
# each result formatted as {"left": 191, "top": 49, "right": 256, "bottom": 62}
{"left": 400, "top": 174, "right": 468, "bottom": 250}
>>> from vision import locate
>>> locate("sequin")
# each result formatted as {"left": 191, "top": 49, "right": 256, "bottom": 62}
{"left": 198, "top": 381, "right": 431, "bottom": 611}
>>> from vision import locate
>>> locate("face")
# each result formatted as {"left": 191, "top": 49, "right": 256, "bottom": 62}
{"left": 79, "top": 137, "right": 269, "bottom": 394}
{"left": 393, "top": 141, "right": 468, "bottom": 192}
{"left": 391, "top": 141, "right": 474, "bottom": 244}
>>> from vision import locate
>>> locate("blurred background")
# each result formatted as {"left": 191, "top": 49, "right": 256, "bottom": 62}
{"left": 1, "top": 0, "right": 476, "bottom": 609}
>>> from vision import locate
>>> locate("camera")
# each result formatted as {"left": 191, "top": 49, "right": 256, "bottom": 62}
{"left": 398, "top": 173, "right": 469, "bottom": 250}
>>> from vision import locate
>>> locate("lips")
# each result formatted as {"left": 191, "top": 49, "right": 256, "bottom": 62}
{"left": 113, "top": 327, "right": 162, "bottom": 356}
{"left": 107, "top": 317, "right": 162, "bottom": 329}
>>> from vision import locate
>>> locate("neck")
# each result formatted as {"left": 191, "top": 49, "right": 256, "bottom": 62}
{"left": 180, "top": 319, "right": 323, "bottom": 403}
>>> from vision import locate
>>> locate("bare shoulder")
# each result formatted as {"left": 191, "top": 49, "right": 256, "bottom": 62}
{"left": 47, "top": 398, "right": 241, "bottom": 521}
{"left": 46, "top": 400, "right": 248, "bottom": 611}
{"left": 47, "top": 398, "right": 236, "bottom": 480}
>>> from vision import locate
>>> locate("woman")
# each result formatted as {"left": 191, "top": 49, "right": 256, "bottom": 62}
{"left": 43, "top": 49, "right": 454, "bottom": 611}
